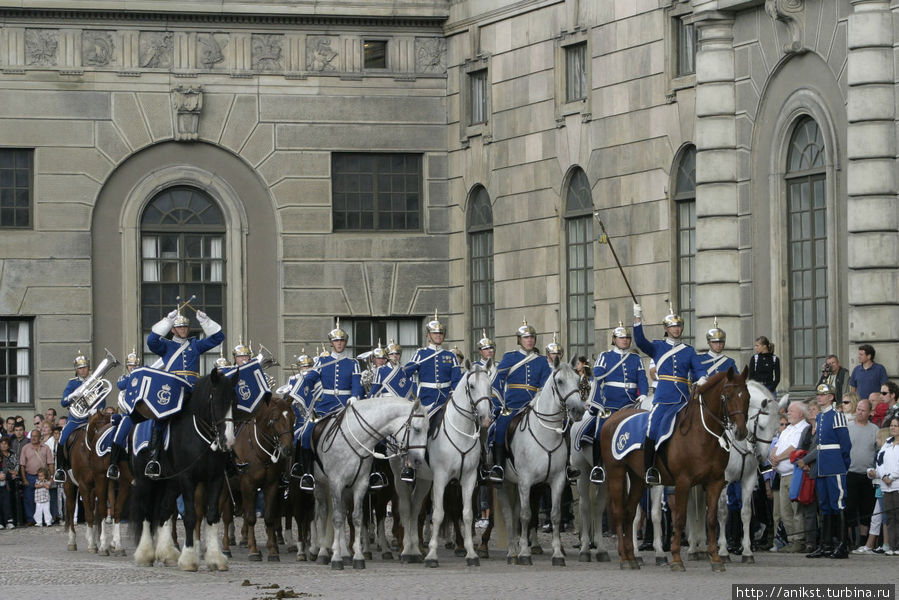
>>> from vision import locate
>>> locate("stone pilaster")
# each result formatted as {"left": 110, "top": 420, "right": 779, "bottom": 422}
{"left": 693, "top": 13, "right": 741, "bottom": 350}
{"left": 847, "top": 0, "right": 899, "bottom": 376}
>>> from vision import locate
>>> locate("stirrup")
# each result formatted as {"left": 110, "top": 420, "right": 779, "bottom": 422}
{"left": 400, "top": 467, "right": 416, "bottom": 483}
{"left": 488, "top": 465, "right": 504, "bottom": 483}
{"left": 289, "top": 462, "right": 304, "bottom": 480}
{"left": 369, "top": 472, "right": 388, "bottom": 490}
{"left": 144, "top": 460, "right": 161, "bottom": 479}
{"left": 235, "top": 461, "right": 250, "bottom": 475}
{"left": 589, "top": 466, "right": 606, "bottom": 485}
{"left": 299, "top": 473, "right": 315, "bottom": 492}
{"left": 644, "top": 467, "right": 661, "bottom": 486}
{"left": 567, "top": 466, "right": 581, "bottom": 481}
{"left": 53, "top": 469, "right": 67, "bottom": 484}
{"left": 106, "top": 464, "right": 120, "bottom": 481}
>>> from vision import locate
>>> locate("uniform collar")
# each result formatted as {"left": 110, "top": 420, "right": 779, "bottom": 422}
{"left": 331, "top": 350, "right": 350, "bottom": 360}
{"left": 821, "top": 404, "right": 834, "bottom": 413}
{"left": 665, "top": 338, "right": 679, "bottom": 346}
{"left": 708, "top": 350, "right": 722, "bottom": 358}
{"left": 428, "top": 343, "right": 442, "bottom": 351}
{"left": 172, "top": 334, "right": 188, "bottom": 344}
{"left": 518, "top": 348, "right": 536, "bottom": 356}
{"left": 613, "top": 347, "right": 627, "bottom": 356}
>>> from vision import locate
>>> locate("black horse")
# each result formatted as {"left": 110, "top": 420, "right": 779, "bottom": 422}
{"left": 129, "top": 367, "right": 242, "bottom": 571}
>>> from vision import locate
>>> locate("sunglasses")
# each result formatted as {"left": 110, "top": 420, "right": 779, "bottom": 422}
{"left": 841, "top": 401, "right": 852, "bottom": 405}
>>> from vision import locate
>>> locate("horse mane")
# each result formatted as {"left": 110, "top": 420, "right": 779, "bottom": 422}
{"left": 745, "top": 379, "right": 774, "bottom": 409}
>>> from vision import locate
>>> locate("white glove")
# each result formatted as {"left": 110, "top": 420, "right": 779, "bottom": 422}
{"left": 636, "top": 394, "right": 648, "bottom": 405}
{"left": 633, "top": 303, "right": 642, "bottom": 319}
{"left": 196, "top": 310, "right": 209, "bottom": 324}
{"left": 696, "top": 376, "right": 708, "bottom": 387}
{"left": 347, "top": 396, "right": 359, "bottom": 406}
{"left": 199, "top": 314, "right": 221, "bottom": 337}
{"left": 151, "top": 316, "right": 174, "bottom": 336}
{"left": 167, "top": 309, "right": 178, "bottom": 320}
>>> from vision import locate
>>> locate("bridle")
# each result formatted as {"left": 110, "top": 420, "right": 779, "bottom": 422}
{"left": 531, "top": 369, "right": 581, "bottom": 436}
{"left": 697, "top": 377, "right": 749, "bottom": 452}
{"left": 250, "top": 404, "right": 294, "bottom": 464}
{"left": 444, "top": 369, "right": 493, "bottom": 441}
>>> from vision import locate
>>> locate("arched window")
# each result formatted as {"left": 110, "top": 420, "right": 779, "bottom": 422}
{"left": 786, "top": 117, "right": 827, "bottom": 389}
{"left": 673, "top": 145, "right": 696, "bottom": 345}
{"left": 140, "top": 186, "right": 226, "bottom": 367}
{"left": 564, "top": 168, "right": 594, "bottom": 360}
{"left": 467, "top": 186, "right": 494, "bottom": 356}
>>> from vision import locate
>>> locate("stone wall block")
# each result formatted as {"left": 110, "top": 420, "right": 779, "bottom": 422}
{"left": 283, "top": 288, "right": 350, "bottom": 316}
{"left": 847, "top": 232, "right": 898, "bottom": 268}
{"left": 845, "top": 196, "right": 898, "bottom": 231}
{"left": 36, "top": 147, "right": 113, "bottom": 182}
{"left": 695, "top": 218, "right": 740, "bottom": 253}
{"left": 695, "top": 149, "right": 737, "bottom": 184}
{"left": 694, "top": 283, "right": 740, "bottom": 316}
{"left": 138, "top": 92, "right": 174, "bottom": 141}
{"left": 696, "top": 50, "right": 735, "bottom": 83}
{"left": 37, "top": 315, "right": 92, "bottom": 344}
{"left": 240, "top": 123, "right": 274, "bottom": 167}
{"left": 0, "top": 119, "right": 92, "bottom": 147}
{"left": 278, "top": 207, "right": 332, "bottom": 233}
{"left": 847, "top": 121, "right": 894, "bottom": 159}
{"left": 258, "top": 151, "right": 330, "bottom": 186}
{"left": 696, "top": 181, "right": 738, "bottom": 216}
{"left": 220, "top": 95, "right": 258, "bottom": 153}
{"left": 95, "top": 121, "right": 131, "bottom": 165}
{"left": 847, "top": 10, "right": 892, "bottom": 50}
{"left": 695, "top": 115, "right": 736, "bottom": 149}
{"left": 846, "top": 48, "right": 892, "bottom": 85}
{"left": 21, "top": 285, "right": 90, "bottom": 315}
{"left": 695, "top": 82, "right": 735, "bottom": 116}
{"left": 270, "top": 178, "right": 330, "bottom": 209}
{"left": 848, "top": 305, "right": 899, "bottom": 346}
{"left": 112, "top": 92, "right": 151, "bottom": 150}
{"left": 694, "top": 248, "right": 740, "bottom": 283}
{"left": 847, "top": 158, "right": 896, "bottom": 196}
{"left": 846, "top": 84, "right": 893, "bottom": 121}
{"left": 196, "top": 93, "right": 233, "bottom": 143}
{"left": 276, "top": 123, "right": 445, "bottom": 152}
{"left": 0, "top": 90, "right": 109, "bottom": 120}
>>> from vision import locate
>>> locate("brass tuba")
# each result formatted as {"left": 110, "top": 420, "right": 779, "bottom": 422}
{"left": 67, "top": 349, "right": 119, "bottom": 420}
{"left": 254, "top": 344, "right": 279, "bottom": 389}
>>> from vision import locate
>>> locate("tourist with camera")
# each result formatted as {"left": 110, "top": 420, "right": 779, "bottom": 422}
{"left": 818, "top": 355, "right": 849, "bottom": 404}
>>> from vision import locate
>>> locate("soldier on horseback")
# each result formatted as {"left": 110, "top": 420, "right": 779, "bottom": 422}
{"left": 54, "top": 352, "right": 92, "bottom": 482}
{"left": 474, "top": 331, "right": 496, "bottom": 375}
{"left": 143, "top": 305, "right": 224, "bottom": 478}
{"left": 632, "top": 301, "right": 705, "bottom": 486}
{"left": 586, "top": 322, "right": 648, "bottom": 484}
{"left": 697, "top": 318, "right": 736, "bottom": 379}
{"left": 105, "top": 349, "right": 141, "bottom": 480}
{"left": 487, "top": 319, "right": 551, "bottom": 483}
{"left": 289, "top": 319, "right": 363, "bottom": 491}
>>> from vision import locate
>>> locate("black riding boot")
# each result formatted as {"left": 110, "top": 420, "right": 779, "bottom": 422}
{"left": 488, "top": 444, "right": 506, "bottom": 483}
{"left": 289, "top": 444, "right": 315, "bottom": 492}
{"left": 144, "top": 427, "right": 162, "bottom": 479}
{"left": 106, "top": 443, "right": 124, "bottom": 480}
{"left": 226, "top": 450, "right": 249, "bottom": 477}
{"left": 400, "top": 463, "right": 416, "bottom": 483}
{"left": 289, "top": 442, "right": 304, "bottom": 479}
{"left": 477, "top": 444, "right": 490, "bottom": 483}
{"left": 830, "top": 511, "right": 849, "bottom": 559}
{"left": 589, "top": 441, "right": 605, "bottom": 484}
{"left": 807, "top": 514, "right": 831, "bottom": 558}
{"left": 638, "top": 516, "right": 654, "bottom": 551}
{"left": 643, "top": 437, "right": 660, "bottom": 486}
{"left": 54, "top": 447, "right": 68, "bottom": 483}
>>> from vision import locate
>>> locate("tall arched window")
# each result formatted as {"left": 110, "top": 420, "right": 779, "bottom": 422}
{"left": 564, "top": 168, "right": 594, "bottom": 360}
{"left": 141, "top": 186, "right": 226, "bottom": 367}
{"left": 467, "top": 185, "right": 494, "bottom": 356}
{"left": 786, "top": 117, "right": 827, "bottom": 389}
{"left": 674, "top": 145, "right": 696, "bottom": 345}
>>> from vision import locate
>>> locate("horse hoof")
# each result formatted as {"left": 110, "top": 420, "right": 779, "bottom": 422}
{"left": 164, "top": 558, "right": 179, "bottom": 567}
{"left": 506, "top": 556, "right": 518, "bottom": 565}
{"left": 530, "top": 545, "right": 543, "bottom": 555}
{"left": 578, "top": 552, "right": 591, "bottom": 562}
{"left": 630, "top": 559, "right": 641, "bottom": 570}
{"left": 331, "top": 560, "right": 344, "bottom": 570}
{"left": 466, "top": 557, "right": 480, "bottom": 567}
{"left": 711, "top": 561, "right": 726, "bottom": 573}
{"left": 425, "top": 559, "right": 439, "bottom": 568}
{"left": 363, "top": 551, "right": 372, "bottom": 561}
{"left": 454, "top": 548, "right": 466, "bottom": 558}
{"left": 636, "top": 556, "right": 644, "bottom": 565}
{"left": 238, "top": 541, "right": 248, "bottom": 548}
{"left": 596, "top": 551, "right": 611, "bottom": 562}
{"left": 381, "top": 551, "right": 393, "bottom": 561}
{"left": 296, "top": 553, "right": 307, "bottom": 562}
{"left": 721, "top": 554, "right": 731, "bottom": 563}
{"left": 741, "top": 555, "right": 755, "bottom": 564}
{"left": 353, "top": 559, "right": 365, "bottom": 570}
{"left": 67, "top": 544, "right": 77, "bottom": 552}
{"left": 222, "top": 550, "right": 232, "bottom": 558}
{"left": 552, "top": 557, "right": 566, "bottom": 567}
{"left": 286, "top": 544, "right": 297, "bottom": 553}
{"left": 655, "top": 556, "right": 668, "bottom": 566}
{"left": 267, "top": 555, "right": 280, "bottom": 562}
{"left": 444, "top": 541, "right": 454, "bottom": 550}
{"left": 248, "top": 553, "right": 262, "bottom": 562}
{"left": 620, "top": 560, "right": 639, "bottom": 570}
{"left": 518, "top": 556, "right": 532, "bottom": 566}
{"left": 316, "top": 554, "right": 330, "bottom": 565}
{"left": 99, "top": 549, "right": 109, "bottom": 557}
{"left": 88, "top": 547, "right": 97, "bottom": 554}
{"left": 477, "top": 548, "right": 489, "bottom": 559}
{"left": 670, "top": 561, "right": 686, "bottom": 572}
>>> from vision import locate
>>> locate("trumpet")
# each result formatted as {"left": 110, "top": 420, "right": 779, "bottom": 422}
{"left": 68, "top": 349, "right": 120, "bottom": 420}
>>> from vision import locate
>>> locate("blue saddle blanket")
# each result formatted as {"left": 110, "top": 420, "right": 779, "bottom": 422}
{"left": 94, "top": 426, "right": 115, "bottom": 457}
{"left": 222, "top": 358, "right": 271, "bottom": 414}
{"left": 124, "top": 367, "right": 191, "bottom": 419}
{"left": 610, "top": 412, "right": 649, "bottom": 461}
{"left": 131, "top": 420, "right": 172, "bottom": 455}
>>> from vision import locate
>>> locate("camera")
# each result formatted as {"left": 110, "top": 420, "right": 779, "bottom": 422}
{"left": 824, "top": 364, "right": 832, "bottom": 374}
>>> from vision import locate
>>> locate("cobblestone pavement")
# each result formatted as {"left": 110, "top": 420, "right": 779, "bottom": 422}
{"left": 0, "top": 520, "right": 891, "bottom": 600}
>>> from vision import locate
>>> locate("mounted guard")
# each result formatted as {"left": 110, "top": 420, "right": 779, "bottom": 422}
{"left": 105, "top": 349, "right": 141, "bottom": 480}
{"left": 371, "top": 340, "right": 414, "bottom": 399}
{"left": 474, "top": 330, "right": 497, "bottom": 377}
{"left": 697, "top": 318, "right": 736, "bottom": 379}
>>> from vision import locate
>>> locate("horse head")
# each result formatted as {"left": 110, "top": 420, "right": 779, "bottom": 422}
{"left": 540, "top": 357, "right": 584, "bottom": 422}
{"left": 261, "top": 394, "right": 295, "bottom": 462}
{"left": 745, "top": 379, "right": 778, "bottom": 459}
{"left": 86, "top": 410, "right": 112, "bottom": 445}
{"left": 458, "top": 358, "right": 494, "bottom": 428}
{"left": 723, "top": 366, "right": 751, "bottom": 441}
{"left": 197, "top": 366, "right": 242, "bottom": 451}
{"left": 405, "top": 398, "right": 428, "bottom": 470}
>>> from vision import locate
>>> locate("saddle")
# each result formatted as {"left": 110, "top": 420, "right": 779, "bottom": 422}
{"left": 428, "top": 405, "right": 447, "bottom": 440}
{"left": 504, "top": 407, "right": 530, "bottom": 447}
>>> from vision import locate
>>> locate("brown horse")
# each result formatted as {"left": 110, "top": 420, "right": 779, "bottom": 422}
{"left": 63, "top": 412, "right": 113, "bottom": 554}
{"left": 220, "top": 395, "right": 294, "bottom": 561}
{"left": 602, "top": 368, "right": 750, "bottom": 572}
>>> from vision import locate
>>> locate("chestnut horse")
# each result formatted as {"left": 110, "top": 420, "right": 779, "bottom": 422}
{"left": 602, "top": 367, "right": 750, "bottom": 572}
{"left": 63, "top": 412, "right": 113, "bottom": 554}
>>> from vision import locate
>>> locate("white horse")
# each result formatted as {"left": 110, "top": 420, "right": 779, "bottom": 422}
{"left": 310, "top": 397, "right": 428, "bottom": 570}
{"left": 495, "top": 357, "right": 584, "bottom": 566}
{"left": 391, "top": 361, "right": 495, "bottom": 567}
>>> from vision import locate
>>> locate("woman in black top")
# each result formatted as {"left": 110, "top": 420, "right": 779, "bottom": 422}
{"left": 749, "top": 335, "right": 781, "bottom": 394}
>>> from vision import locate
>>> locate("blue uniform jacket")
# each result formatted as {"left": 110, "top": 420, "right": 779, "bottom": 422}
{"left": 588, "top": 349, "right": 647, "bottom": 411}
{"left": 697, "top": 351, "right": 737, "bottom": 378}
{"left": 815, "top": 405, "right": 852, "bottom": 477}
{"left": 146, "top": 330, "right": 225, "bottom": 385}
{"left": 292, "top": 352, "right": 363, "bottom": 417}
{"left": 491, "top": 349, "right": 551, "bottom": 412}
{"left": 400, "top": 346, "right": 462, "bottom": 407}
{"left": 370, "top": 363, "right": 414, "bottom": 399}
{"left": 633, "top": 324, "right": 704, "bottom": 405}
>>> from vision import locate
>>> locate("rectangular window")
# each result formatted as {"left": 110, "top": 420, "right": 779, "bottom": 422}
{"left": 0, "top": 318, "right": 33, "bottom": 404}
{"left": 565, "top": 42, "right": 587, "bottom": 102}
{"left": 469, "top": 230, "right": 494, "bottom": 356}
{"left": 364, "top": 40, "right": 387, "bottom": 69}
{"left": 565, "top": 215, "right": 594, "bottom": 360}
{"left": 332, "top": 153, "right": 422, "bottom": 231}
{"left": 676, "top": 18, "right": 697, "bottom": 77}
{"left": 0, "top": 148, "right": 33, "bottom": 228}
{"left": 469, "top": 69, "right": 488, "bottom": 125}
{"left": 676, "top": 200, "right": 696, "bottom": 345}
{"left": 341, "top": 318, "right": 422, "bottom": 357}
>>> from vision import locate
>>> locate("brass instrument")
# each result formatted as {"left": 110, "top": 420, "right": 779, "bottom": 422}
{"left": 254, "top": 344, "right": 279, "bottom": 389}
{"left": 67, "top": 349, "right": 120, "bottom": 420}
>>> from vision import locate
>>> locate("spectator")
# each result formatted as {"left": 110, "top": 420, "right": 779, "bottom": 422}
{"left": 0, "top": 436, "right": 17, "bottom": 529}
{"left": 849, "top": 344, "right": 888, "bottom": 401}
{"left": 9, "top": 422, "right": 28, "bottom": 524}
{"left": 575, "top": 355, "right": 591, "bottom": 404}
{"left": 32, "top": 414, "right": 44, "bottom": 429}
{"left": 818, "top": 355, "right": 850, "bottom": 404}
{"left": 845, "top": 398, "right": 879, "bottom": 550}
{"left": 39, "top": 421, "right": 59, "bottom": 524}
{"left": 769, "top": 401, "right": 808, "bottom": 552}
{"left": 44, "top": 408, "right": 57, "bottom": 426}
{"left": 57, "top": 416, "right": 67, "bottom": 429}
{"left": 871, "top": 417, "right": 899, "bottom": 554}
{"left": 18, "top": 428, "right": 53, "bottom": 526}
{"left": 3, "top": 417, "right": 14, "bottom": 437}
{"left": 858, "top": 427, "right": 894, "bottom": 553}
{"left": 32, "top": 467, "right": 52, "bottom": 527}
{"left": 881, "top": 382, "right": 899, "bottom": 428}
{"left": 838, "top": 391, "right": 859, "bottom": 418}
{"left": 797, "top": 400, "right": 820, "bottom": 552}
{"left": 870, "top": 391, "right": 887, "bottom": 427}
{"left": 749, "top": 336, "right": 781, "bottom": 395}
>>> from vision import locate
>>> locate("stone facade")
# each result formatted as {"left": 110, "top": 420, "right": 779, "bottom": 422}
{"left": 0, "top": 0, "right": 895, "bottom": 415}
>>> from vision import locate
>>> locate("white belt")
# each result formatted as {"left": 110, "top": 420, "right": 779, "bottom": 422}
{"left": 605, "top": 382, "right": 637, "bottom": 389}
{"left": 419, "top": 382, "right": 451, "bottom": 389}
{"left": 321, "top": 389, "right": 352, "bottom": 395}
{"left": 818, "top": 444, "right": 841, "bottom": 450}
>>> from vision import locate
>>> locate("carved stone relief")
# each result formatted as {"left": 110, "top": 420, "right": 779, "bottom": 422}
{"left": 765, "top": 0, "right": 806, "bottom": 54}
{"left": 83, "top": 31, "right": 115, "bottom": 67}
{"left": 25, "top": 29, "right": 59, "bottom": 66}
{"left": 140, "top": 32, "right": 174, "bottom": 68}
{"left": 172, "top": 85, "right": 203, "bottom": 141}
{"left": 306, "top": 36, "right": 338, "bottom": 71}
{"left": 197, "top": 33, "right": 228, "bottom": 69}
{"left": 415, "top": 37, "right": 446, "bottom": 74}
{"left": 252, "top": 34, "right": 283, "bottom": 71}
